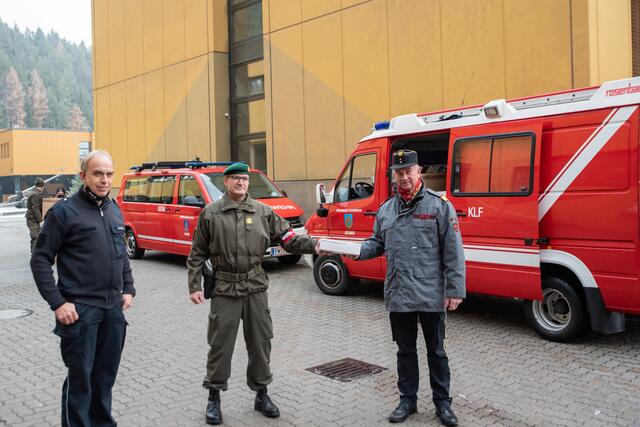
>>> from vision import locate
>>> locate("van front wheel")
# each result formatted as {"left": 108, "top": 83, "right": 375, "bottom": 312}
{"left": 313, "top": 255, "right": 354, "bottom": 295}
{"left": 125, "top": 229, "right": 145, "bottom": 259}
{"left": 524, "top": 276, "right": 586, "bottom": 342}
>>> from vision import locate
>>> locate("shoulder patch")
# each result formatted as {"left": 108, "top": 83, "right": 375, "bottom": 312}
{"left": 426, "top": 188, "right": 448, "bottom": 202}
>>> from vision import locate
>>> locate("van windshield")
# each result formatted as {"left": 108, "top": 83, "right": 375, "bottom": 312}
{"left": 204, "top": 172, "right": 284, "bottom": 199}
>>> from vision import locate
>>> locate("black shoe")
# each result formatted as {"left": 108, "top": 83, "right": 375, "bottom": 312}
{"left": 254, "top": 388, "right": 280, "bottom": 418}
{"left": 435, "top": 406, "right": 458, "bottom": 426}
{"left": 388, "top": 399, "right": 417, "bottom": 423}
{"left": 206, "top": 389, "right": 222, "bottom": 425}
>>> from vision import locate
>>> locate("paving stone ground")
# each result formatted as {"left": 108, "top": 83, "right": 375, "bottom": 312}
{"left": 0, "top": 215, "right": 639, "bottom": 426}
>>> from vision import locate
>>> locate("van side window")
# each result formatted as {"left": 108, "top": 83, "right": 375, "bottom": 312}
{"left": 178, "top": 175, "right": 204, "bottom": 204}
{"left": 147, "top": 175, "right": 176, "bottom": 204}
{"left": 452, "top": 133, "right": 533, "bottom": 195}
{"left": 334, "top": 153, "right": 376, "bottom": 202}
{"left": 123, "top": 177, "right": 150, "bottom": 202}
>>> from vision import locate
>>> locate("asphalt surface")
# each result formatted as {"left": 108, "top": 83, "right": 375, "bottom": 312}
{"left": 1, "top": 214, "right": 639, "bottom": 426}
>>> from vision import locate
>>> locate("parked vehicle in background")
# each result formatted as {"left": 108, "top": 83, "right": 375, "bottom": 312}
{"left": 306, "top": 76, "right": 640, "bottom": 342}
{"left": 116, "top": 161, "right": 306, "bottom": 268}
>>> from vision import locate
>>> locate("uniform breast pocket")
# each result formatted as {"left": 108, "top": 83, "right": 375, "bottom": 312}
{"left": 111, "top": 224, "right": 126, "bottom": 258}
{"left": 412, "top": 219, "right": 437, "bottom": 248}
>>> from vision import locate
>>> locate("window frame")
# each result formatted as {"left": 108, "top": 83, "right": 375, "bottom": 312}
{"left": 333, "top": 152, "right": 377, "bottom": 202}
{"left": 451, "top": 131, "right": 536, "bottom": 197}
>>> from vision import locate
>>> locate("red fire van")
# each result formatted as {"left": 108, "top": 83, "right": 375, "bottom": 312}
{"left": 306, "top": 76, "right": 640, "bottom": 341}
{"left": 116, "top": 161, "right": 306, "bottom": 265}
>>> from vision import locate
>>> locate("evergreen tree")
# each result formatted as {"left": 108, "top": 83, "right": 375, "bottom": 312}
{"left": 2, "top": 66, "right": 26, "bottom": 127}
{"left": 27, "top": 68, "right": 49, "bottom": 127}
{"left": 68, "top": 103, "right": 88, "bottom": 131}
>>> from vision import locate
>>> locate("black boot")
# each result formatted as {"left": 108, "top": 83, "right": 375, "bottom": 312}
{"left": 206, "top": 389, "right": 222, "bottom": 425}
{"left": 435, "top": 406, "right": 458, "bottom": 426}
{"left": 254, "top": 387, "right": 280, "bottom": 418}
{"left": 388, "top": 398, "right": 417, "bottom": 423}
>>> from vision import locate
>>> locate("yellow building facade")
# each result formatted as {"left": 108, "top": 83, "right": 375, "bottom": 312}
{"left": 92, "top": 0, "right": 637, "bottom": 212}
{"left": 0, "top": 128, "right": 92, "bottom": 198}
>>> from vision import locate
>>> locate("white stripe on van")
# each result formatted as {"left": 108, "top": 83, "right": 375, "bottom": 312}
{"left": 139, "top": 234, "right": 192, "bottom": 246}
{"left": 538, "top": 106, "right": 637, "bottom": 221}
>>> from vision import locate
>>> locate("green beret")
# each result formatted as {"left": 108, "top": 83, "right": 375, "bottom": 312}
{"left": 223, "top": 162, "right": 249, "bottom": 175}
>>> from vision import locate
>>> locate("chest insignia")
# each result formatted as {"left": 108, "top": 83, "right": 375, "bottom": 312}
{"left": 246, "top": 217, "right": 253, "bottom": 225}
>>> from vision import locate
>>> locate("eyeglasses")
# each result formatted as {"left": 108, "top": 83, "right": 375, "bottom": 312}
{"left": 227, "top": 175, "right": 249, "bottom": 182}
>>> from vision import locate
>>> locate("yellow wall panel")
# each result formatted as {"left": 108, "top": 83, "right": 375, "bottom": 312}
{"left": 270, "top": 26, "right": 306, "bottom": 180}
{"left": 208, "top": 0, "right": 228, "bottom": 53}
{"left": 125, "top": 76, "right": 147, "bottom": 167}
{"left": 11, "top": 130, "right": 91, "bottom": 175}
{"left": 163, "top": 0, "right": 186, "bottom": 66}
{"left": 142, "top": 0, "right": 164, "bottom": 72}
{"left": 592, "top": 0, "right": 632, "bottom": 83}
{"left": 387, "top": 0, "right": 443, "bottom": 116}
{"left": 124, "top": 0, "right": 144, "bottom": 78}
{"left": 186, "top": 55, "right": 211, "bottom": 161}
{"left": 342, "top": 0, "right": 389, "bottom": 155}
{"left": 504, "top": 0, "right": 573, "bottom": 98}
{"left": 109, "top": 82, "right": 129, "bottom": 179}
{"left": 185, "top": 0, "right": 208, "bottom": 59}
{"left": 571, "top": 0, "right": 590, "bottom": 88}
{"left": 262, "top": 0, "right": 270, "bottom": 34}
{"left": 301, "top": 0, "right": 341, "bottom": 20}
{"left": 269, "top": 0, "right": 302, "bottom": 31}
{"left": 302, "top": 14, "right": 345, "bottom": 179}
{"left": 263, "top": 35, "right": 273, "bottom": 176}
{"left": 107, "top": 0, "right": 126, "bottom": 84}
{"left": 95, "top": 88, "right": 112, "bottom": 154}
{"left": 209, "top": 52, "right": 231, "bottom": 162}
{"left": 93, "top": 0, "right": 110, "bottom": 88}
{"left": 163, "top": 62, "right": 188, "bottom": 160}
{"left": 143, "top": 69, "right": 166, "bottom": 161}
{"left": 440, "top": 0, "right": 505, "bottom": 108}
{"left": 341, "top": 0, "right": 369, "bottom": 8}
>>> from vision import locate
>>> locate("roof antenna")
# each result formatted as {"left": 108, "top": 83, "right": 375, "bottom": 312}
{"left": 460, "top": 72, "right": 474, "bottom": 106}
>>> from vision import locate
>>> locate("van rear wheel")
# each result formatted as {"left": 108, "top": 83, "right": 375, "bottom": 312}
{"left": 524, "top": 276, "right": 586, "bottom": 342}
{"left": 125, "top": 229, "right": 145, "bottom": 259}
{"left": 313, "top": 255, "right": 354, "bottom": 295}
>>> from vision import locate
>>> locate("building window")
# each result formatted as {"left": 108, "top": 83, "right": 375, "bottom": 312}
{"left": 79, "top": 141, "right": 91, "bottom": 161}
{"left": 228, "top": 0, "right": 266, "bottom": 172}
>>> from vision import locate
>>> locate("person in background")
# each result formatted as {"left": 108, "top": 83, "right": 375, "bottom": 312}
{"left": 25, "top": 177, "right": 45, "bottom": 252}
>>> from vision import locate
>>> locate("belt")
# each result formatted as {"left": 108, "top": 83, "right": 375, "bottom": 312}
{"left": 216, "top": 265, "right": 263, "bottom": 282}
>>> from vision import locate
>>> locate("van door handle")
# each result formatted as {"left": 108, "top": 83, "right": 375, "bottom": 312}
{"left": 364, "top": 211, "right": 377, "bottom": 216}
{"left": 456, "top": 210, "right": 467, "bottom": 217}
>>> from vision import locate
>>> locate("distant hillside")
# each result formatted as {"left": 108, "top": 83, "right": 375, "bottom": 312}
{"left": 0, "top": 19, "right": 92, "bottom": 130}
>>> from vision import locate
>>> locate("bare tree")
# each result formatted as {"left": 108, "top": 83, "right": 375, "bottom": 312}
{"left": 67, "top": 103, "right": 88, "bottom": 131}
{"left": 27, "top": 68, "right": 49, "bottom": 127}
{"left": 3, "top": 67, "right": 26, "bottom": 128}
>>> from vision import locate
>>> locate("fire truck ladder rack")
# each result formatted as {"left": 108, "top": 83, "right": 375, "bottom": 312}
{"left": 131, "top": 160, "right": 244, "bottom": 172}
{"left": 421, "top": 87, "right": 599, "bottom": 124}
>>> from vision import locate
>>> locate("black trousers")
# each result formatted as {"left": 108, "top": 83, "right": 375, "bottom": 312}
{"left": 389, "top": 311, "right": 452, "bottom": 409}
{"left": 54, "top": 303, "right": 127, "bottom": 427}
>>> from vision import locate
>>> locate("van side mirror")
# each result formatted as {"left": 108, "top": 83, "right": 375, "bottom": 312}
{"left": 316, "top": 204, "right": 329, "bottom": 217}
{"left": 281, "top": 190, "right": 288, "bottom": 197}
{"left": 183, "top": 195, "right": 205, "bottom": 207}
{"left": 315, "top": 183, "right": 327, "bottom": 204}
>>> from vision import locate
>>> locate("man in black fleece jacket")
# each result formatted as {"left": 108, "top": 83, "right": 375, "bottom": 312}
{"left": 31, "top": 150, "right": 135, "bottom": 427}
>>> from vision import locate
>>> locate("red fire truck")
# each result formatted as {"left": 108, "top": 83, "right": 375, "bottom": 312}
{"left": 306, "top": 76, "right": 640, "bottom": 341}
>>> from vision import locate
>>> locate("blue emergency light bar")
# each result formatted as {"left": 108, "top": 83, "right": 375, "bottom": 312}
{"left": 374, "top": 121, "right": 390, "bottom": 131}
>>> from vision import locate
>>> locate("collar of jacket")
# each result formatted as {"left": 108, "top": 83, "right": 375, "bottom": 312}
{"left": 395, "top": 183, "right": 426, "bottom": 209}
{"left": 78, "top": 186, "right": 111, "bottom": 209}
{"left": 220, "top": 192, "right": 256, "bottom": 213}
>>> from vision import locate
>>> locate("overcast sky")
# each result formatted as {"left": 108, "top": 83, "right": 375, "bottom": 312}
{"left": 0, "top": 0, "right": 92, "bottom": 46}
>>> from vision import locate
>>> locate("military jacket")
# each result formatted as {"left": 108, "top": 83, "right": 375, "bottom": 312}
{"left": 25, "top": 191, "right": 44, "bottom": 223}
{"left": 359, "top": 186, "right": 466, "bottom": 312}
{"left": 187, "top": 192, "right": 317, "bottom": 297}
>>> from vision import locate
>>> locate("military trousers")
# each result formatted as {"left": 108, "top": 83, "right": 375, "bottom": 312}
{"left": 54, "top": 303, "right": 128, "bottom": 427}
{"left": 27, "top": 220, "right": 40, "bottom": 252}
{"left": 203, "top": 291, "right": 273, "bottom": 391}
{"left": 389, "top": 311, "right": 452, "bottom": 410}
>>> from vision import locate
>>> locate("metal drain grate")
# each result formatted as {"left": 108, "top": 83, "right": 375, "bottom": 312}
{"left": 0, "top": 309, "right": 33, "bottom": 320}
{"left": 306, "top": 358, "right": 387, "bottom": 382}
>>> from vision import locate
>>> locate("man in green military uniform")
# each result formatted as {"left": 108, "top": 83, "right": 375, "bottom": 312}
{"left": 187, "top": 162, "right": 322, "bottom": 425}
{"left": 25, "top": 177, "right": 45, "bottom": 252}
